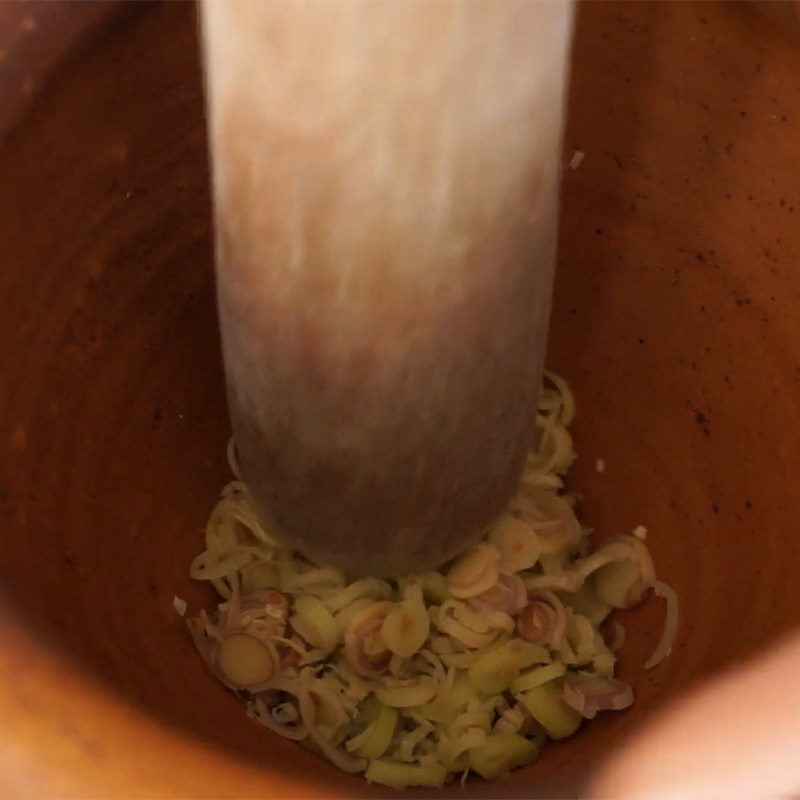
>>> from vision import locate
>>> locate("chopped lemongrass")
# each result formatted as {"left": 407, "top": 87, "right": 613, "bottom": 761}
{"left": 520, "top": 682, "right": 582, "bottom": 740}
{"left": 468, "top": 733, "right": 538, "bottom": 779}
{"left": 189, "top": 371, "right": 672, "bottom": 789}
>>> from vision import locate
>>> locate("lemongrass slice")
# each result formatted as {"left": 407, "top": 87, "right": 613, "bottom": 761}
{"left": 527, "top": 415, "right": 575, "bottom": 476}
{"left": 524, "top": 490, "right": 583, "bottom": 554}
{"left": 592, "top": 651, "right": 616, "bottom": 678}
{"left": 291, "top": 595, "right": 338, "bottom": 654}
{"left": 334, "top": 598, "right": 374, "bottom": 638}
{"left": 252, "top": 685, "right": 308, "bottom": 741}
{"left": 470, "top": 574, "right": 528, "bottom": 616}
{"left": 433, "top": 604, "right": 502, "bottom": 650}
{"left": 325, "top": 579, "right": 393, "bottom": 614}
{"left": 566, "top": 613, "right": 597, "bottom": 662}
{"left": 566, "top": 580, "right": 612, "bottom": 627}
{"left": 446, "top": 543, "right": 501, "bottom": 599}
{"left": 487, "top": 514, "right": 541, "bottom": 573}
{"left": 412, "top": 673, "right": 479, "bottom": 725}
{"left": 374, "top": 676, "right": 437, "bottom": 708}
{"left": 346, "top": 703, "right": 398, "bottom": 759}
{"left": 510, "top": 661, "right": 566, "bottom": 694}
{"left": 439, "top": 649, "right": 487, "bottom": 670}
{"left": 468, "top": 733, "right": 538, "bottom": 779}
{"left": 396, "top": 719, "right": 435, "bottom": 762}
{"left": 297, "top": 676, "right": 365, "bottom": 775}
{"left": 365, "top": 759, "right": 448, "bottom": 790}
{"left": 644, "top": 580, "right": 678, "bottom": 669}
{"left": 344, "top": 601, "right": 392, "bottom": 677}
{"left": 381, "top": 589, "right": 430, "bottom": 658}
{"left": 449, "top": 709, "right": 492, "bottom": 747}
{"left": 190, "top": 549, "right": 251, "bottom": 582}
{"left": 543, "top": 369, "right": 576, "bottom": 425}
{"left": 562, "top": 674, "right": 633, "bottom": 719}
{"left": 437, "top": 728, "right": 486, "bottom": 772}
{"left": 217, "top": 633, "right": 275, "bottom": 688}
{"left": 455, "top": 603, "right": 515, "bottom": 637}
{"left": 593, "top": 537, "right": 655, "bottom": 609}
{"left": 241, "top": 562, "right": 281, "bottom": 594}
{"left": 516, "top": 590, "right": 567, "bottom": 649}
{"left": 418, "top": 571, "right": 452, "bottom": 603}
{"left": 286, "top": 566, "right": 346, "bottom": 593}
{"left": 307, "top": 676, "right": 349, "bottom": 729}
{"left": 523, "top": 541, "right": 636, "bottom": 594}
{"left": 468, "top": 639, "right": 549, "bottom": 694}
{"left": 520, "top": 682, "right": 582, "bottom": 740}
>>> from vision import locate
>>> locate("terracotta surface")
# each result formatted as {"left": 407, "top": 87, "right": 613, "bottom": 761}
{"left": 0, "top": 1, "right": 798, "bottom": 797}
{"left": 0, "top": 1, "right": 132, "bottom": 138}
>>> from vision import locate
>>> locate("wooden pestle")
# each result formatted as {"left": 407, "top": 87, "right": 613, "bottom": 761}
{"left": 201, "top": 1, "right": 573, "bottom": 577}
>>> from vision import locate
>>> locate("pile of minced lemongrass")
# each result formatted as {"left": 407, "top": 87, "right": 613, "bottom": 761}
{"left": 186, "top": 373, "right": 677, "bottom": 790}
